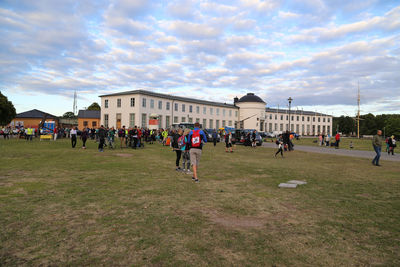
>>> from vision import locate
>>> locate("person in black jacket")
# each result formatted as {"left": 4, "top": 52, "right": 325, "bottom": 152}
{"left": 171, "top": 128, "right": 183, "bottom": 171}
{"left": 98, "top": 125, "right": 106, "bottom": 152}
{"left": 81, "top": 127, "right": 88, "bottom": 149}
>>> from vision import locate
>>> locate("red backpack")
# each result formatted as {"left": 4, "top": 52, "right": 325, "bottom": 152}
{"left": 191, "top": 130, "right": 201, "bottom": 148}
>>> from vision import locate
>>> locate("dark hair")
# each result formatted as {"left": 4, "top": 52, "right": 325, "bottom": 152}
{"left": 194, "top": 122, "right": 200, "bottom": 127}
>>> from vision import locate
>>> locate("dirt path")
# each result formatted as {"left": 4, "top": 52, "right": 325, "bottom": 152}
{"left": 262, "top": 142, "right": 400, "bottom": 162}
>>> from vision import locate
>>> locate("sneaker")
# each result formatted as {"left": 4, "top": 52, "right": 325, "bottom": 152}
{"left": 176, "top": 167, "right": 182, "bottom": 171}
{"left": 192, "top": 177, "right": 195, "bottom": 180}
{"left": 194, "top": 179, "right": 199, "bottom": 183}
{"left": 186, "top": 170, "right": 193, "bottom": 175}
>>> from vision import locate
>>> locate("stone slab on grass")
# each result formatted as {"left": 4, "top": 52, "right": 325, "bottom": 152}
{"left": 278, "top": 183, "right": 298, "bottom": 188}
{"left": 287, "top": 180, "right": 307, "bottom": 185}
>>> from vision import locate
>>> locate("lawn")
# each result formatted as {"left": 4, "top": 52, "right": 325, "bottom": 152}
{"left": 1, "top": 138, "right": 399, "bottom": 266}
{"left": 288, "top": 136, "right": 377, "bottom": 151}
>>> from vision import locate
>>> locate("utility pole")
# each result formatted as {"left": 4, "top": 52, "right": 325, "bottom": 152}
{"left": 288, "top": 97, "right": 293, "bottom": 132}
{"left": 73, "top": 90, "right": 77, "bottom": 116}
{"left": 357, "top": 81, "right": 361, "bottom": 139}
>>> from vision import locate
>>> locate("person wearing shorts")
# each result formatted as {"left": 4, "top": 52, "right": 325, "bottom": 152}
{"left": 225, "top": 132, "right": 233, "bottom": 152}
{"left": 188, "top": 122, "right": 207, "bottom": 183}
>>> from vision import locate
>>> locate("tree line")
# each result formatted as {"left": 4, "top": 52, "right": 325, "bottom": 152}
{"left": 333, "top": 114, "right": 400, "bottom": 137}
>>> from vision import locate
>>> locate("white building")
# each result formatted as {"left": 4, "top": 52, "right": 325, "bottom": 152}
{"left": 99, "top": 90, "right": 332, "bottom": 136}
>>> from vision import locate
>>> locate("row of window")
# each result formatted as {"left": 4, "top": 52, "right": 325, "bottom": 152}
{"left": 267, "top": 114, "right": 330, "bottom": 123}
{"left": 103, "top": 113, "right": 233, "bottom": 129}
{"left": 104, "top": 98, "right": 237, "bottom": 117}
{"left": 265, "top": 122, "right": 331, "bottom": 134}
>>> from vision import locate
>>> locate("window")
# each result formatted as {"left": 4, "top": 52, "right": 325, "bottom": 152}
{"left": 280, "top": 123, "right": 283, "bottom": 131}
{"left": 188, "top": 117, "right": 193, "bottom": 123}
{"left": 130, "top": 98, "right": 135, "bottom": 107}
{"left": 318, "top": 125, "right": 321, "bottom": 133}
{"left": 174, "top": 103, "right": 178, "bottom": 111}
{"left": 196, "top": 118, "right": 200, "bottom": 123}
{"left": 274, "top": 123, "right": 277, "bottom": 131}
{"left": 323, "top": 117, "right": 326, "bottom": 123}
{"left": 104, "top": 114, "right": 109, "bottom": 128}
{"left": 142, "top": 98, "right": 146, "bottom": 107}
{"left": 166, "top": 102, "right": 170, "bottom": 110}
{"left": 83, "top": 121, "right": 88, "bottom": 126}
{"left": 150, "top": 99, "right": 154, "bottom": 109}
{"left": 209, "top": 119, "right": 213, "bottom": 128}
{"left": 158, "top": 101, "right": 162, "bottom": 110}
{"left": 269, "top": 114, "right": 272, "bottom": 120}
{"left": 222, "top": 120, "right": 226, "bottom": 127}
{"left": 222, "top": 109, "right": 225, "bottom": 117}
{"left": 181, "top": 117, "right": 186, "bottom": 122}
{"left": 129, "top": 113, "right": 135, "bottom": 127}
{"left": 229, "top": 120, "right": 232, "bottom": 126}
{"left": 291, "top": 116, "right": 294, "bottom": 121}
{"left": 327, "top": 126, "right": 331, "bottom": 134}
{"left": 323, "top": 125, "right": 326, "bottom": 133}
{"left": 297, "top": 116, "right": 299, "bottom": 121}
{"left": 166, "top": 116, "right": 170, "bottom": 128}
{"left": 116, "top": 113, "right": 121, "bottom": 128}
{"left": 235, "top": 111, "right": 238, "bottom": 117}
{"left": 105, "top": 99, "right": 109, "bottom": 108}
{"left": 281, "top": 115, "right": 283, "bottom": 120}
{"left": 307, "top": 125, "right": 310, "bottom": 134}
{"left": 174, "top": 116, "right": 178, "bottom": 123}
{"left": 296, "top": 124, "right": 299, "bottom": 133}
{"left": 203, "top": 107, "right": 206, "bottom": 114}
{"left": 307, "top": 117, "right": 310, "bottom": 122}
{"left": 269, "top": 123, "right": 273, "bottom": 132}
{"left": 210, "top": 108, "right": 213, "bottom": 115}
{"left": 189, "top": 105, "right": 193, "bottom": 113}
{"left": 203, "top": 119, "right": 207, "bottom": 127}
{"left": 229, "top": 110, "right": 232, "bottom": 117}
{"left": 328, "top": 118, "right": 330, "bottom": 123}
{"left": 117, "top": 98, "right": 121, "bottom": 108}
{"left": 182, "top": 104, "right": 186, "bottom": 112}
{"left": 313, "top": 117, "right": 315, "bottom": 122}
{"left": 318, "top": 117, "right": 320, "bottom": 122}
{"left": 286, "top": 115, "right": 289, "bottom": 120}
{"left": 216, "top": 108, "right": 220, "bottom": 116}
{"left": 302, "top": 125, "right": 305, "bottom": 134}
{"left": 158, "top": 115, "right": 162, "bottom": 128}
{"left": 216, "top": 120, "right": 220, "bottom": 128}
{"left": 92, "top": 121, "right": 97, "bottom": 127}
{"left": 275, "top": 114, "right": 277, "bottom": 120}
{"left": 141, "top": 114, "right": 147, "bottom": 128}
{"left": 302, "top": 116, "right": 304, "bottom": 121}
{"left": 196, "top": 106, "right": 200, "bottom": 114}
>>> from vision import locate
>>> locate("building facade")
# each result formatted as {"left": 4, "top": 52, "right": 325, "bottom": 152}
{"left": 99, "top": 90, "right": 332, "bottom": 136}
{"left": 77, "top": 110, "right": 100, "bottom": 129}
{"left": 9, "top": 109, "right": 59, "bottom": 129}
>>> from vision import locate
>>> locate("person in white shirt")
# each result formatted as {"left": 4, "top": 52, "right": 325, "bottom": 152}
{"left": 70, "top": 127, "right": 77, "bottom": 148}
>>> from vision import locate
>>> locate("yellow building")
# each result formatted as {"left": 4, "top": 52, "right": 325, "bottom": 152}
{"left": 10, "top": 109, "right": 59, "bottom": 129}
{"left": 77, "top": 110, "right": 100, "bottom": 130}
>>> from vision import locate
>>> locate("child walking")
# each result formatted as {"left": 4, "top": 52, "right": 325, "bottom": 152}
{"left": 274, "top": 139, "right": 284, "bottom": 158}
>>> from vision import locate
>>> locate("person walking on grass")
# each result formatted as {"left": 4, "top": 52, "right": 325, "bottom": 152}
{"left": 372, "top": 130, "right": 382, "bottom": 166}
{"left": 274, "top": 139, "right": 284, "bottom": 158}
{"left": 171, "top": 128, "right": 182, "bottom": 171}
{"left": 70, "top": 127, "right": 77, "bottom": 148}
{"left": 118, "top": 126, "right": 126, "bottom": 149}
{"left": 388, "top": 135, "right": 396, "bottom": 155}
{"left": 212, "top": 130, "right": 217, "bottom": 147}
{"left": 108, "top": 127, "right": 116, "bottom": 149}
{"left": 181, "top": 128, "right": 192, "bottom": 174}
{"left": 335, "top": 132, "right": 341, "bottom": 149}
{"left": 81, "top": 127, "right": 88, "bottom": 149}
{"left": 251, "top": 130, "right": 257, "bottom": 148}
{"left": 188, "top": 122, "right": 207, "bottom": 183}
{"left": 225, "top": 131, "right": 233, "bottom": 153}
{"left": 98, "top": 125, "right": 106, "bottom": 152}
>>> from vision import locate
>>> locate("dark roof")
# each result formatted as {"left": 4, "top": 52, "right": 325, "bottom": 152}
{"left": 237, "top": 93, "right": 265, "bottom": 103}
{"left": 15, "top": 109, "right": 58, "bottom": 119}
{"left": 78, "top": 110, "right": 100, "bottom": 119}
{"left": 99, "top": 90, "right": 238, "bottom": 109}
{"left": 265, "top": 108, "right": 331, "bottom": 117}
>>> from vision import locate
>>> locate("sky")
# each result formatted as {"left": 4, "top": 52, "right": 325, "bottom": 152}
{"left": 1, "top": 0, "right": 399, "bottom": 117}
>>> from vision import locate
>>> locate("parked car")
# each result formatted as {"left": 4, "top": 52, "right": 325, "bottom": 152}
{"left": 204, "top": 128, "right": 220, "bottom": 142}
{"left": 234, "top": 129, "right": 263, "bottom": 146}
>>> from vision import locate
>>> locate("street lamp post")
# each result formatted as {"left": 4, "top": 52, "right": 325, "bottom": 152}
{"left": 288, "top": 97, "right": 293, "bottom": 132}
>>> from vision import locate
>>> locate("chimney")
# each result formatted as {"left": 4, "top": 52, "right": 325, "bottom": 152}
{"left": 234, "top": 97, "right": 239, "bottom": 106}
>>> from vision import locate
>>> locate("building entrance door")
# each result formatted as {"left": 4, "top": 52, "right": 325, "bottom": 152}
{"left": 116, "top": 113, "right": 121, "bottom": 128}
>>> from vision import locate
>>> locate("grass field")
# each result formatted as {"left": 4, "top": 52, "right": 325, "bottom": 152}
{"left": 262, "top": 136, "right": 378, "bottom": 151}
{"left": 1, "top": 138, "right": 399, "bottom": 266}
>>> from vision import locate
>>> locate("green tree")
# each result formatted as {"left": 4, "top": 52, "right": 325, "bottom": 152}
{"left": 385, "top": 117, "right": 400, "bottom": 138}
{"left": 0, "top": 91, "right": 16, "bottom": 126}
{"left": 87, "top": 102, "right": 101, "bottom": 111}
{"left": 62, "top": 111, "right": 76, "bottom": 118}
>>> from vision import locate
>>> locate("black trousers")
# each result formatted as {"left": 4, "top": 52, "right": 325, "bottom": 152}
{"left": 175, "top": 150, "right": 182, "bottom": 167}
{"left": 213, "top": 138, "right": 217, "bottom": 146}
{"left": 133, "top": 137, "right": 138, "bottom": 149}
{"left": 82, "top": 137, "right": 87, "bottom": 147}
{"left": 71, "top": 135, "right": 77, "bottom": 148}
{"left": 98, "top": 138, "right": 105, "bottom": 150}
{"left": 275, "top": 147, "right": 283, "bottom": 157}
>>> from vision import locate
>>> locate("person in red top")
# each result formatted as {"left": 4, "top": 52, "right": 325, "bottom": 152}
{"left": 335, "top": 132, "right": 341, "bottom": 149}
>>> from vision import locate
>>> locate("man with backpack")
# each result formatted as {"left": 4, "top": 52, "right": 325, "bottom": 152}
{"left": 188, "top": 122, "right": 207, "bottom": 183}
